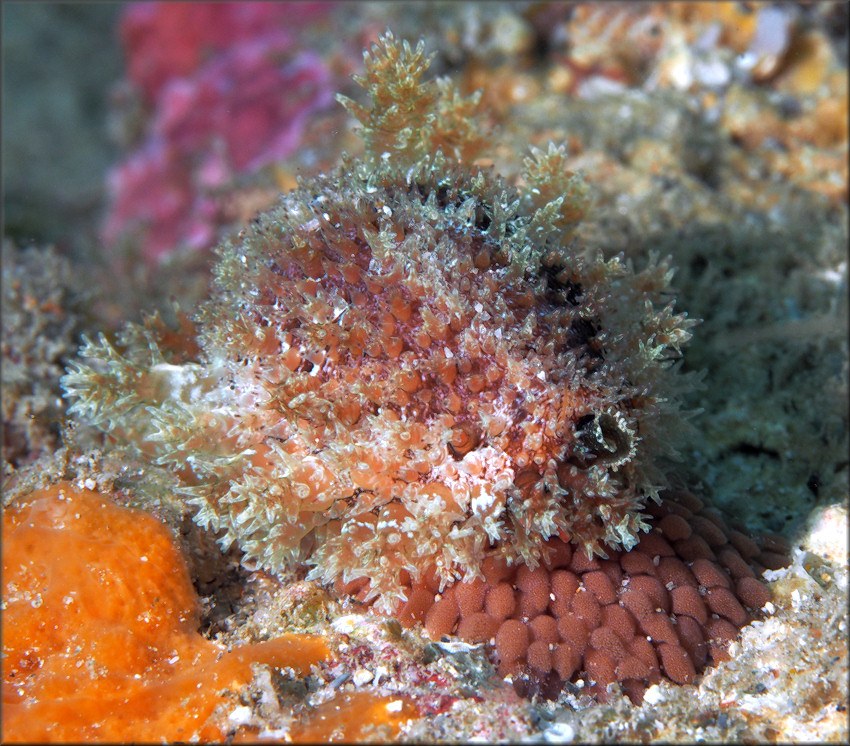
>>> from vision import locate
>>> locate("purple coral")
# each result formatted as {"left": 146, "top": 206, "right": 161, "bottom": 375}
{"left": 102, "top": 2, "right": 336, "bottom": 263}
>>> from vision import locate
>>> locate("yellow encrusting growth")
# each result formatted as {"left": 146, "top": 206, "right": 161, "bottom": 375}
{"left": 62, "top": 33, "right": 695, "bottom": 614}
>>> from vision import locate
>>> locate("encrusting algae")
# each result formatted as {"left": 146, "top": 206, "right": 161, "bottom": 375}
{"left": 58, "top": 32, "right": 787, "bottom": 707}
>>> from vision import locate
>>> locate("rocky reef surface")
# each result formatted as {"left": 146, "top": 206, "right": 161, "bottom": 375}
{"left": 2, "top": 2, "right": 847, "bottom": 742}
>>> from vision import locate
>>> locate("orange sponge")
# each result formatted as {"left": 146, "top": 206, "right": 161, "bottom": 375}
{"left": 285, "top": 691, "right": 418, "bottom": 743}
{"left": 1, "top": 482, "right": 329, "bottom": 743}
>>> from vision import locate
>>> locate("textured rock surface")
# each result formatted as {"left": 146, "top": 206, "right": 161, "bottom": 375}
{"left": 1, "top": 242, "right": 88, "bottom": 473}
{"left": 3, "top": 2, "right": 846, "bottom": 742}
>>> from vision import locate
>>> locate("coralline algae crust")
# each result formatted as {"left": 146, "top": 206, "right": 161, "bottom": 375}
{"left": 63, "top": 33, "right": 695, "bottom": 615}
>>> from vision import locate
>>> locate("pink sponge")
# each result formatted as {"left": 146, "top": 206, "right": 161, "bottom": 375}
{"left": 104, "top": 3, "right": 336, "bottom": 263}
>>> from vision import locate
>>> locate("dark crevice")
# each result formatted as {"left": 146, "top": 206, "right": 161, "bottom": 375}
{"left": 726, "top": 442, "right": 781, "bottom": 460}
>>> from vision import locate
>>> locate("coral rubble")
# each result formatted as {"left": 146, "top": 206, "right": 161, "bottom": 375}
{"left": 1, "top": 241, "right": 88, "bottom": 473}
{"left": 63, "top": 32, "right": 696, "bottom": 620}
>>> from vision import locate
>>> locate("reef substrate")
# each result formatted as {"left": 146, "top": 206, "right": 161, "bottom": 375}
{"left": 2, "top": 2, "right": 847, "bottom": 742}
